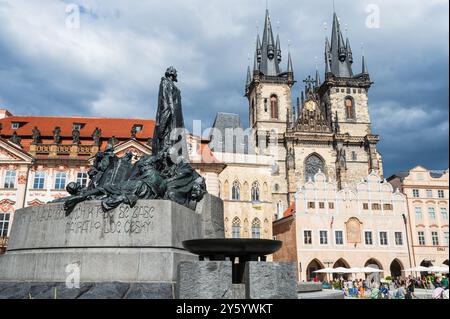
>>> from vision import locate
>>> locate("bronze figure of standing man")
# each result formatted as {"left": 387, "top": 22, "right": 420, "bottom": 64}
{"left": 152, "top": 67, "right": 187, "bottom": 157}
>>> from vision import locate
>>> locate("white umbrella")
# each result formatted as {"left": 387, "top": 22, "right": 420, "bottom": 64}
{"left": 428, "top": 266, "right": 449, "bottom": 274}
{"left": 360, "top": 267, "right": 383, "bottom": 273}
{"left": 313, "top": 268, "right": 335, "bottom": 273}
{"left": 403, "top": 266, "right": 430, "bottom": 272}
{"left": 333, "top": 267, "right": 353, "bottom": 273}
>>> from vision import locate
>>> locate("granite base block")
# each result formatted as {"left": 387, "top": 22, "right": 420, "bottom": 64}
{"left": 0, "top": 282, "right": 174, "bottom": 299}
{"left": 245, "top": 262, "right": 298, "bottom": 299}
{"left": 176, "top": 261, "right": 233, "bottom": 299}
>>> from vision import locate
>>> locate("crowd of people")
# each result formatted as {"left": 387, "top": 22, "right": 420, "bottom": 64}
{"left": 319, "top": 274, "right": 449, "bottom": 299}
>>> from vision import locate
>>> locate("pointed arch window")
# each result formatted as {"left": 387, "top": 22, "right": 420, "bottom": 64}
{"left": 345, "top": 97, "right": 355, "bottom": 119}
{"left": 304, "top": 154, "right": 325, "bottom": 182}
{"left": 251, "top": 182, "right": 260, "bottom": 202}
{"left": 270, "top": 95, "right": 279, "bottom": 119}
{"left": 232, "top": 217, "right": 241, "bottom": 239}
{"left": 231, "top": 181, "right": 241, "bottom": 201}
{"left": 252, "top": 218, "right": 261, "bottom": 239}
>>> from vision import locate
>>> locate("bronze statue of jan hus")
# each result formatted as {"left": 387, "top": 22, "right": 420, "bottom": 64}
{"left": 152, "top": 66, "right": 188, "bottom": 157}
{"left": 53, "top": 67, "right": 207, "bottom": 215}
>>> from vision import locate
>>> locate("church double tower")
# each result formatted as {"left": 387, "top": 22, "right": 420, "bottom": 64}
{"left": 245, "top": 9, "right": 384, "bottom": 207}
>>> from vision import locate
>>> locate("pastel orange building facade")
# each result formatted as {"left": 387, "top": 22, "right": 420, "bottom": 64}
{"left": 388, "top": 166, "right": 449, "bottom": 269}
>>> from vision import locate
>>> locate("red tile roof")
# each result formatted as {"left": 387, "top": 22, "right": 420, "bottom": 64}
{"left": 283, "top": 202, "right": 296, "bottom": 218}
{"left": 0, "top": 114, "right": 155, "bottom": 151}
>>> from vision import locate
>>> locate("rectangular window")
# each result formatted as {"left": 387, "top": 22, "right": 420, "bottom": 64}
{"left": 379, "top": 232, "right": 388, "bottom": 246}
{"left": 363, "top": 203, "right": 369, "bottom": 210}
{"left": 365, "top": 231, "right": 373, "bottom": 245}
{"left": 444, "top": 232, "right": 449, "bottom": 245}
{"left": 304, "top": 231, "right": 312, "bottom": 245}
{"left": 319, "top": 231, "right": 328, "bottom": 245}
{"left": 441, "top": 208, "right": 448, "bottom": 220}
{"left": 319, "top": 202, "right": 325, "bottom": 209}
{"left": 33, "top": 172, "right": 46, "bottom": 190}
{"left": 329, "top": 202, "right": 335, "bottom": 209}
{"left": 54, "top": 172, "right": 67, "bottom": 190}
{"left": 11, "top": 123, "right": 20, "bottom": 130}
{"left": 418, "top": 231, "right": 426, "bottom": 245}
{"left": 0, "top": 213, "right": 10, "bottom": 237}
{"left": 76, "top": 172, "right": 89, "bottom": 188}
{"left": 372, "top": 203, "right": 381, "bottom": 210}
{"left": 3, "top": 170, "right": 16, "bottom": 189}
{"left": 383, "top": 204, "right": 393, "bottom": 211}
{"left": 438, "top": 190, "right": 445, "bottom": 198}
{"left": 395, "top": 232, "right": 403, "bottom": 246}
{"left": 308, "top": 202, "right": 315, "bottom": 209}
{"left": 426, "top": 190, "right": 433, "bottom": 198}
{"left": 335, "top": 231, "right": 344, "bottom": 245}
{"left": 432, "top": 232, "right": 439, "bottom": 246}
{"left": 428, "top": 207, "right": 436, "bottom": 220}
{"left": 413, "top": 189, "right": 420, "bottom": 198}
{"left": 415, "top": 207, "right": 423, "bottom": 220}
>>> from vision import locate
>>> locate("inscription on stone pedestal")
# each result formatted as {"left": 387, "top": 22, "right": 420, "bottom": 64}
{"left": 65, "top": 205, "right": 155, "bottom": 236}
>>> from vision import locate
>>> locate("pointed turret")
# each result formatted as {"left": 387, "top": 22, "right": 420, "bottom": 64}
{"left": 346, "top": 38, "right": 353, "bottom": 64}
{"left": 287, "top": 51, "right": 293, "bottom": 74}
{"left": 246, "top": 66, "right": 252, "bottom": 87}
{"left": 276, "top": 34, "right": 282, "bottom": 63}
{"left": 315, "top": 68, "right": 321, "bottom": 87}
{"left": 362, "top": 54, "right": 369, "bottom": 75}
{"left": 256, "top": 34, "right": 262, "bottom": 63}
{"left": 253, "top": 48, "right": 259, "bottom": 72}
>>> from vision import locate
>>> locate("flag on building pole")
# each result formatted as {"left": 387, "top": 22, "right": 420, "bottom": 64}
{"left": 330, "top": 216, "right": 334, "bottom": 228}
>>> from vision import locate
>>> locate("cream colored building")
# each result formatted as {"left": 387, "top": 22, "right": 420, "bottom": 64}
{"left": 274, "top": 171, "right": 410, "bottom": 282}
{"left": 388, "top": 166, "right": 449, "bottom": 269}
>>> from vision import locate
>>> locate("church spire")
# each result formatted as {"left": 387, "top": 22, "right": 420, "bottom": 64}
{"left": 258, "top": 9, "right": 281, "bottom": 76}
{"left": 329, "top": 12, "right": 353, "bottom": 78}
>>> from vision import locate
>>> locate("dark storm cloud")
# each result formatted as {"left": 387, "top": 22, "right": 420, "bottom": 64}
{"left": 0, "top": 0, "right": 448, "bottom": 175}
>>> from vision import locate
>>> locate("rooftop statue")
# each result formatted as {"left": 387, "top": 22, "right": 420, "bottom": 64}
{"left": 53, "top": 67, "right": 207, "bottom": 215}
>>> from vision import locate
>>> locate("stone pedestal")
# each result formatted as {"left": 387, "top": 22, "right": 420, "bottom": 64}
{"left": 176, "top": 261, "right": 232, "bottom": 299}
{"left": 0, "top": 195, "right": 223, "bottom": 284}
{"left": 244, "top": 262, "right": 297, "bottom": 299}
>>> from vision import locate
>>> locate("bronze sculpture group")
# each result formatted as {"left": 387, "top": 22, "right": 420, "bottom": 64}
{"left": 54, "top": 67, "right": 207, "bottom": 215}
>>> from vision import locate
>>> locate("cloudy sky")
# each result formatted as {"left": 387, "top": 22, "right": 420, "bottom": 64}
{"left": 0, "top": 0, "right": 448, "bottom": 176}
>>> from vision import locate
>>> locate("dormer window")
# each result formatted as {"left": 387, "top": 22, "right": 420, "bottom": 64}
{"left": 133, "top": 125, "right": 143, "bottom": 133}
{"left": 11, "top": 123, "right": 20, "bottom": 130}
{"left": 73, "top": 123, "right": 85, "bottom": 130}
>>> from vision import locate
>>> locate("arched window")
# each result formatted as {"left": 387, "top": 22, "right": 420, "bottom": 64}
{"left": 270, "top": 95, "right": 279, "bottom": 119}
{"left": 304, "top": 154, "right": 325, "bottom": 182}
{"left": 252, "top": 218, "right": 261, "bottom": 239}
{"left": 232, "top": 217, "right": 241, "bottom": 239}
{"left": 251, "top": 182, "right": 260, "bottom": 202}
{"left": 231, "top": 181, "right": 240, "bottom": 201}
{"left": 345, "top": 97, "right": 355, "bottom": 119}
